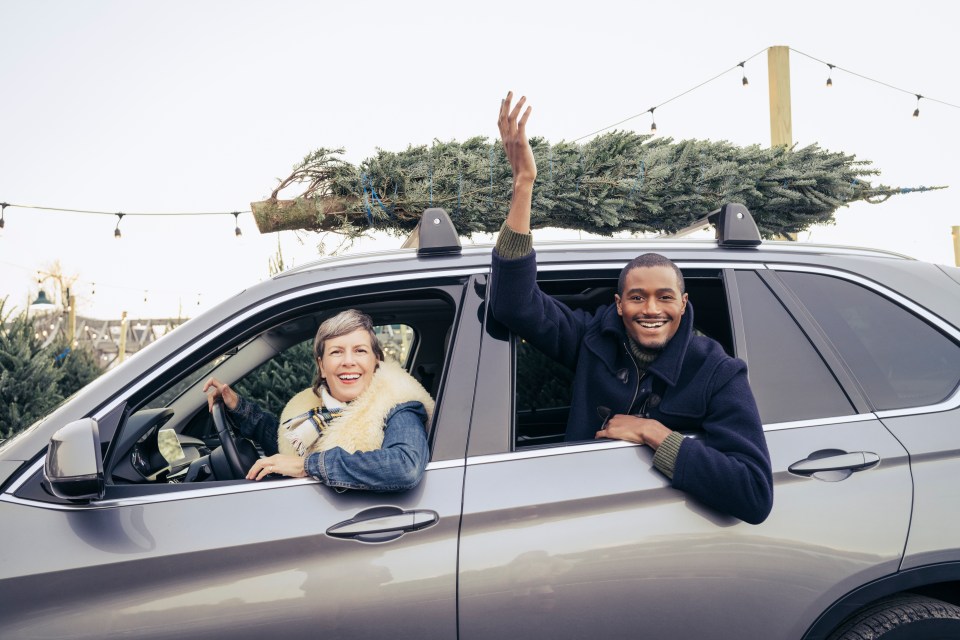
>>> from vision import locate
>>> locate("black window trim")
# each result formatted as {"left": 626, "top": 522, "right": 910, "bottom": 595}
{"left": 86, "top": 267, "right": 484, "bottom": 427}
{"left": 2, "top": 269, "right": 484, "bottom": 509}
{"left": 755, "top": 269, "right": 873, "bottom": 414}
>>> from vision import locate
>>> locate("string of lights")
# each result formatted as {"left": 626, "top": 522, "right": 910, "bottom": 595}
{"left": 573, "top": 46, "right": 958, "bottom": 142}
{"left": 790, "top": 48, "right": 960, "bottom": 116}
{"left": 1, "top": 45, "right": 957, "bottom": 232}
{"left": 571, "top": 47, "right": 769, "bottom": 142}
{"left": 0, "top": 201, "right": 249, "bottom": 237}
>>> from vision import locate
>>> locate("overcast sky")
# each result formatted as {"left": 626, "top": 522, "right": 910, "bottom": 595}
{"left": 1, "top": 0, "right": 957, "bottom": 319}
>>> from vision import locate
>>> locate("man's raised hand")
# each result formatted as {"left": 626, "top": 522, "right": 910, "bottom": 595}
{"left": 499, "top": 91, "right": 536, "bottom": 234}
{"left": 498, "top": 91, "right": 537, "bottom": 187}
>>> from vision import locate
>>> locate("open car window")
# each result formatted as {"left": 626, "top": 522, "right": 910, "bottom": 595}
{"left": 50, "top": 288, "right": 463, "bottom": 499}
{"left": 513, "top": 269, "right": 732, "bottom": 450}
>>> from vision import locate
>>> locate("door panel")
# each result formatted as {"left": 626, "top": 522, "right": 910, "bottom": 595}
{"left": 0, "top": 468, "right": 463, "bottom": 639}
{"left": 458, "top": 265, "right": 913, "bottom": 639}
{"left": 0, "top": 280, "right": 481, "bottom": 639}
{"left": 881, "top": 407, "right": 960, "bottom": 568}
{"left": 458, "top": 420, "right": 910, "bottom": 639}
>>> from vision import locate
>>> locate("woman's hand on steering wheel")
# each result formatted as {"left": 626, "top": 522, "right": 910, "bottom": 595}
{"left": 203, "top": 378, "right": 239, "bottom": 412}
{"left": 247, "top": 454, "right": 309, "bottom": 481}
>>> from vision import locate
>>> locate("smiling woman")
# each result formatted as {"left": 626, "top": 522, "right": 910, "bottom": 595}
{"left": 203, "top": 308, "right": 435, "bottom": 489}
{"left": 314, "top": 312, "right": 384, "bottom": 403}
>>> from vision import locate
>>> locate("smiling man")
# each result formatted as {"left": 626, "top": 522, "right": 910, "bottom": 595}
{"left": 490, "top": 92, "right": 773, "bottom": 524}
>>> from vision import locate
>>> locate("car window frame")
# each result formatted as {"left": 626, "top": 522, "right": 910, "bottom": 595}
{"left": 9, "top": 270, "right": 482, "bottom": 508}
{"left": 767, "top": 263, "right": 960, "bottom": 418}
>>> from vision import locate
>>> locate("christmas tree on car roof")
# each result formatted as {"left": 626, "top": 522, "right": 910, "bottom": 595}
{"left": 251, "top": 132, "right": 944, "bottom": 241}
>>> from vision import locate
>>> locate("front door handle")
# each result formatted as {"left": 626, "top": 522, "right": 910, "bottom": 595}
{"left": 789, "top": 449, "right": 880, "bottom": 481}
{"left": 327, "top": 506, "right": 438, "bottom": 543}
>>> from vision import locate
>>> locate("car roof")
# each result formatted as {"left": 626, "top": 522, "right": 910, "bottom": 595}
{"left": 270, "top": 233, "right": 958, "bottom": 330}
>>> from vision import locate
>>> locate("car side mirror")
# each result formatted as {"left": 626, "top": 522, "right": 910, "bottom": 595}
{"left": 44, "top": 418, "right": 105, "bottom": 502}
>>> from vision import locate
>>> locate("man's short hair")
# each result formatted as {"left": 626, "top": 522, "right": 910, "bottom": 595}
{"left": 617, "top": 253, "right": 686, "bottom": 295}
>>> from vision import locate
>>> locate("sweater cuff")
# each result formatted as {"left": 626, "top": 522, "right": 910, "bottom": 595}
{"left": 652, "top": 431, "right": 685, "bottom": 480}
{"left": 494, "top": 221, "right": 533, "bottom": 258}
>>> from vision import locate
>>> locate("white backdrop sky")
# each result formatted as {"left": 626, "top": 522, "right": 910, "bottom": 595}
{"left": 1, "top": 0, "right": 957, "bottom": 320}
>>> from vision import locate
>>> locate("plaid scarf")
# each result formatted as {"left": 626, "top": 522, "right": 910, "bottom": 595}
{"left": 281, "top": 386, "right": 344, "bottom": 457}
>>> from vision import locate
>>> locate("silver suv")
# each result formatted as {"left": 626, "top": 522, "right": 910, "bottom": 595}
{"left": 2, "top": 207, "right": 960, "bottom": 639}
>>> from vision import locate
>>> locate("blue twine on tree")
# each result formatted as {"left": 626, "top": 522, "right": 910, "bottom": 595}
{"left": 359, "top": 174, "right": 394, "bottom": 225}
{"left": 360, "top": 173, "right": 374, "bottom": 226}
{"left": 366, "top": 176, "right": 394, "bottom": 219}
{"left": 626, "top": 161, "right": 646, "bottom": 200}
{"left": 54, "top": 347, "right": 71, "bottom": 363}
{"left": 457, "top": 170, "right": 463, "bottom": 215}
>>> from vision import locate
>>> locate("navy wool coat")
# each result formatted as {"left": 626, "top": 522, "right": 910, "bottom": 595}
{"left": 490, "top": 250, "right": 773, "bottom": 524}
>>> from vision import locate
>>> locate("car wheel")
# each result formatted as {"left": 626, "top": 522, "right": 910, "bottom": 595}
{"left": 828, "top": 594, "right": 960, "bottom": 639}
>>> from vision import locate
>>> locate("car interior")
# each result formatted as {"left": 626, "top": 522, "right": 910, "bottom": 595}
{"left": 96, "top": 294, "right": 457, "bottom": 491}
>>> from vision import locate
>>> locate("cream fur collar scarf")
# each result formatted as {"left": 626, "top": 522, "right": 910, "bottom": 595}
{"left": 276, "top": 359, "right": 434, "bottom": 456}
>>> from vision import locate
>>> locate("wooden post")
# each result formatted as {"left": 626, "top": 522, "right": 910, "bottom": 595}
{"left": 769, "top": 46, "right": 796, "bottom": 240}
{"left": 768, "top": 46, "right": 793, "bottom": 148}
{"left": 953, "top": 226, "right": 960, "bottom": 267}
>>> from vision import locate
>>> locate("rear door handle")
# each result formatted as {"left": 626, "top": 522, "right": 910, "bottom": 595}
{"left": 327, "top": 506, "right": 438, "bottom": 543}
{"left": 789, "top": 449, "right": 880, "bottom": 481}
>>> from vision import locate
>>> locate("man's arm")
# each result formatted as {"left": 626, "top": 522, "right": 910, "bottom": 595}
{"left": 490, "top": 92, "right": 593, "bottom": 369}
{"left": 498, "top": 91, "right": 536, "bottom": 235}
{"left": 669, "top": 364, "right": 773, "bottom": 524}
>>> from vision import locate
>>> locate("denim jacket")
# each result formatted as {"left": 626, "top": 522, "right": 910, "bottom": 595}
{"left": 230, "top": 397, "right": 429, "bottom": 491}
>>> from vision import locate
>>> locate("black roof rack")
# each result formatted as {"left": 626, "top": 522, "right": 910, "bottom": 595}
{"left": 708, "top": 203, "right": 762, "bottom": 248}
{"left": 401, "top": 207, "right": 462, "bottom": 256}
{"left": 404, "top": 202, "right": 761, "bottom": 254}
{"left": 672, "top": 202, "right": 762, "bottom": 247}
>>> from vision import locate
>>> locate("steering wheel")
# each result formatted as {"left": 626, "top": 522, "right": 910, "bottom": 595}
{"left": 210, "top": 399, "right": 247, "bottom": 480}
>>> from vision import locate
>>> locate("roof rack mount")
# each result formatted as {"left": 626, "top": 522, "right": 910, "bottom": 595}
{"left": 709, "top": 203, "right": 762, "bottom": 248}
{"left": 401, "top": 207, "right": 462, "bottom": 256}
{"left": 673, "top": 202, "right": 762, "bottom": 248}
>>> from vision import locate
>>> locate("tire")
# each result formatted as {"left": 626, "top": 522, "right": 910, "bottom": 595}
{"left": 829, "top": 593, "right": 960, "bottom": 640}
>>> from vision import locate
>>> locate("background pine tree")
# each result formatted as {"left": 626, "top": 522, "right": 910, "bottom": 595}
{"left": 234, "top": 340, "right": 314, "bottom": 417}
{"left": 0, "top": 299, "right": 65, "bottom": 439}
{"left": 51, "top": 338, "right": 103, "bottom": 399}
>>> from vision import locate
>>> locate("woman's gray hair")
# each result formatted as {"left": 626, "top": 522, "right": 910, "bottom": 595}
{"left": 312, "top": 309, "right": 384, "bottom": 395}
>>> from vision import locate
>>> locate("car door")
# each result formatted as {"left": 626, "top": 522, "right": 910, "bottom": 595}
{"left": 771, "top": 267, "right": 960, "bottom": 573}
{"left": 456, "top": 264, "right": 912, "bottom": 640}
{"left": 0, "top": 277, "right": 482, "bottom": 640}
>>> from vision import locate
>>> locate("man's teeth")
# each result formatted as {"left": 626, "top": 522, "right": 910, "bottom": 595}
{"left": 639, "top": 321, "right": 666, "bottom": 328}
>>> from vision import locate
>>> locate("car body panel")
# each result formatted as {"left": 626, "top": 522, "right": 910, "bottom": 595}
{"left": 1, "top": 226, "right": 959, "bottom": 639}
{"left": 0, "top": 467, "right": 464, "bottom": 639}
{"left": 880, "top": 407, "right": 960, "bottom": 569}
{"left": 458, "top": 416, "right": 912, "bottom": 639}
